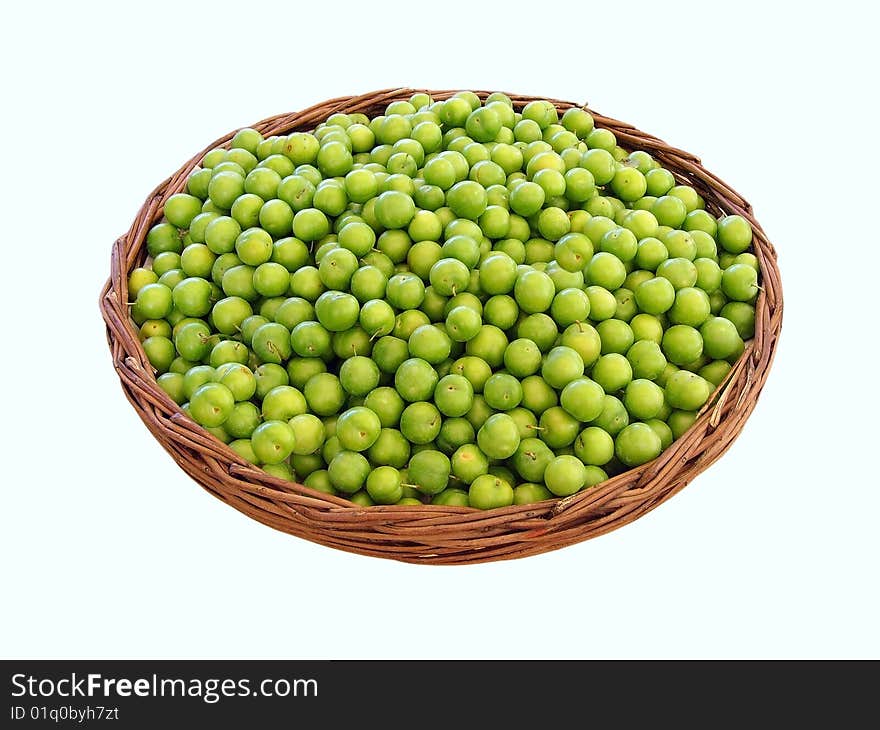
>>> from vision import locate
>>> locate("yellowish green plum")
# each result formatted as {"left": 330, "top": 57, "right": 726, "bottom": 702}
{"left": 129, "top": 91, "right": 760, "bottom": 510}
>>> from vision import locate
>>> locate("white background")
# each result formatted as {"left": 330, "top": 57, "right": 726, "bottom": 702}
{"left": 2, "top": 0, "right": 878, "bottom": 660}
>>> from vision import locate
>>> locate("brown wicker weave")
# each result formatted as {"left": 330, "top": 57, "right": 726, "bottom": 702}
{"left": 99, "top": 88, "right": 783, "bottom": 565}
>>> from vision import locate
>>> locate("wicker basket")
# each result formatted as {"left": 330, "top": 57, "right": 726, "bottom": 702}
{"left": 99, "top": 88, "right": 783, "bottom": 565}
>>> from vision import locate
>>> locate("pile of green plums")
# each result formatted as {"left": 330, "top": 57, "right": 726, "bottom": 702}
{"left": 128, "top": 90, "right": 759, "bottom": 509}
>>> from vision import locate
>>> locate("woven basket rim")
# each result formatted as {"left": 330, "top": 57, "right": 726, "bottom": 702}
{"left": 99, "top": 87, "right": 784, "bottom": 565}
